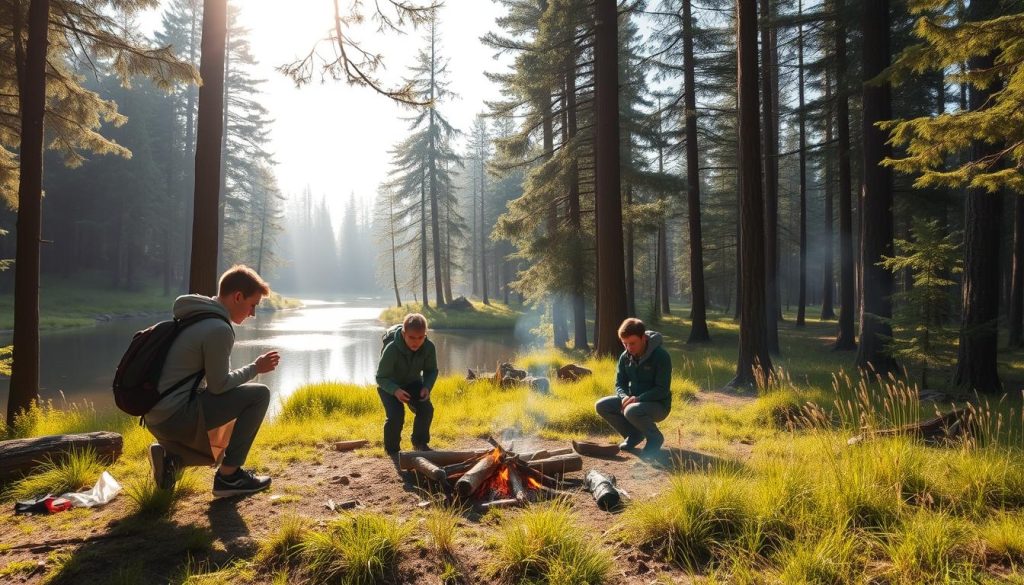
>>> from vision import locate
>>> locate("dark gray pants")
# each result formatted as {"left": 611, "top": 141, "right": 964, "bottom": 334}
{"left": 595, "top": 395, "right": 668, "bottom": 446}
{"left": 149, "top": 383, "right": 270, "bottom": 468}
{"left": 378, "top": 381, "right": 433, "bottom": 454}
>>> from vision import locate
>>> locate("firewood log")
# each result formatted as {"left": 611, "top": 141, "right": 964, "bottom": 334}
{"left": 455, "top": 454, "right": 500, "bottom": 498}
{"left": 412, "top": 457, "right": 448, "bottom": 483}
{"left": 0, "top": 432, "right": 122, "bottom": 482}
{"left": 398, "top": 449, "right": 489, "bottom": 471}
{"left": 526, "top": 454, "right": 583, "bottom": 476}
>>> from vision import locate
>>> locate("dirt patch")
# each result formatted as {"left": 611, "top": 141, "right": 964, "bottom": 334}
{"left": 0, "top": 432, "right": 752, "bottom": 584}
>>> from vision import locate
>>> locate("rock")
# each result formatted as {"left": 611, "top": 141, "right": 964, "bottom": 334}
{"left": 446, "top": 296, "right": 474, "bottom": 310}
{"left": 557, "top": 363, "right": 593, "bottom": 382}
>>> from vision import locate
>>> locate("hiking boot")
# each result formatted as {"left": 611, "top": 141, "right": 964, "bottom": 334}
{"left": 640, "top": 434, "right": 664, "bottom": 458}
{"left": 618, "top": 435, "right": 643, "bottom": 450}
{"left": 412, "top": 443, "right": 433, "bottom": 452}
{"left": 149, "top": 443, "right": 179, "bottom": 491}
{"left": 212, "top": 468, "right": 272, "bottom": 498}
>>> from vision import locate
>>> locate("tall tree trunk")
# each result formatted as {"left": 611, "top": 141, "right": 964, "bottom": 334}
{"left": 428, "top": 25, "right": 445, "bottom": 307}
{"left": 796, "top": 2, "right": 807, "bottom": 328}
{"left": 760, "top": 0, "right": 780, "bottom": 353}
{"left": 593, "top": 0, "right": 627, "bottom": 356}
{"left": 953, "top": 6, "right": 1002, "bottom": 392}
{"left": 566, "top": 57, "right": 588, "bottom": 349}
{"left": 834, "top": 0, "right": 856, "bottom": 350}
{"left": 442, "top": 178, "right": 453, "bottom": 303}
{"left": 733, "top": 0, "right": 773, "bottom": 387}
{"left": 8, "top": 0, "right": 49, "bottom": 428}
{"left": 1009, "top": 194, "right": 1024, "bottom": 347}
{"left": 480, "top": 149, "right": 489, "bottom": 305}
{"left": 189, "top": 0, "right": 228, "bottom": 296}
{"left": 471, "top": 169, "right": 478, "bottom": 297}
{"left": 683, "top": 0, "right": 709, "bottom": 342}
{"left": 217, "top": 21, "right": 230, "bottom": 273}
{"left": 181, "top": 4, "right": 200, "bottom": 292}
{"left": 420, "top": 165, "right": 428, "bottom": 307}
{"left": 656, "top": 106, "right": 672, "bottom": 317}
{"left": 821, "top": 65, "right": 836, "bottom": 320}
{"left": 389, "top": 192, "right": 402, "bottom": 307}
{"left": 625, "top": 184, "right": 636, "bottom": 317}
{"left": 855, "top": 0, "right": 896, "bottom": 375}
{"left": 546, "top": 75, "right": 566, "bottom": 347}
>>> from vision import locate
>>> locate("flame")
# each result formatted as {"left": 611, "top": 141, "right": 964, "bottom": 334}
{"left": 527, "top": 477, "right": 542, "bottom": 490}
{"left": 490, "top": 447, "right": 502, "bottom": 463}
{"left": 499, "top": 467, "right": 510, "bottom": 482}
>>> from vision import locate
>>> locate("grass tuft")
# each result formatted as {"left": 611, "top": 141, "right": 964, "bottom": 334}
{"left": 488, "top": 500, "right": 612, "bottom": 585}
{"left": 4, "top": 447, "right": 103, "bottom": 501}
{"left": 299, "top": 512, "right": 411, "bottom": 585}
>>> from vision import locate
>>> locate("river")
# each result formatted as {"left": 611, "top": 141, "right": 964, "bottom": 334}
{"left": 0, "top": 298, "right": 529, "bottom": 415}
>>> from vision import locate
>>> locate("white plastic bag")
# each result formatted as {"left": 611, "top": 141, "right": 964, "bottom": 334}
{"left": 60, "top": 471, "right": 122, "bottom": 508}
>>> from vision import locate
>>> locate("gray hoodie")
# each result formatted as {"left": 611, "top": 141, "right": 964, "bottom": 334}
{"left": 143, "top": 295, "right": 258, "bottom": 425}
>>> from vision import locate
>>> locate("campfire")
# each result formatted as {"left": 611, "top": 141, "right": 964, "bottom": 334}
{"left": 398, "top": 437, "right": 583, "bottom": 509}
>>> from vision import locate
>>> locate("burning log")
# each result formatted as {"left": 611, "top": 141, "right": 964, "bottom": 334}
{"left": 508, "top": 466, "right": 527, "bottom": 504}
{"left": 442, "top": 457, "right": 484, "bottom": 477}
{"left": 527, "top": 454, "right": 583, "bottom": 476}
{"left": 398, "top": 449, "right": 488, "bottom": 471}
{"left": 411, "top": 457, "right": 448, "bottom": 483}
{"left": 455, "top": 452, "right": 501, "bottom": 498}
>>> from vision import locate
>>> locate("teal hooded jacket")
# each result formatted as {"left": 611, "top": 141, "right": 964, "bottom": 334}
{"left": 614, "top": 330, "right": 672, "bottom": 412}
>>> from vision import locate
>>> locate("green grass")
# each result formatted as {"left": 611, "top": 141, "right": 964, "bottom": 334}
{"left": 487, "top": 500, "right": 613, "bottom": 585}
{"left": 299, "top": 512, "right": 411, "bottom": 585}
{"left": 379, "top": 299, "right": 522, "bottom": 330}
{"left": 8, "top": 308, "right": 1024, "bottom": 583}
{"left": 4, "top": 447, "right": 104, "bottom": 501}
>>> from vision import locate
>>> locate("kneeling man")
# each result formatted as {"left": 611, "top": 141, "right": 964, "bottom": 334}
{"left": 595, "top": 318, "right": 672, "bottom": 457}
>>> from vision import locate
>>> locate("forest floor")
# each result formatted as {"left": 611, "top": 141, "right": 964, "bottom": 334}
{"left": 3, "top": 313, "right": 1024, "bottom": 584}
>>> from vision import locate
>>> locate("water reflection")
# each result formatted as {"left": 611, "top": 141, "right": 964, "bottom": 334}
{"left": 0, "top": 298, "right": 525, "bottom": 415}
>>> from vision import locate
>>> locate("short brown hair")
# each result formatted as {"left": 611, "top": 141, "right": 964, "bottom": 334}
{"left": 218, "top": 265, "right": 271, "bottom": 297}
{"left": 618, "top": 318, "right": 646, "bottom": 339}
{"left": 403, "top": 313, "right": 428, "bottom": 332}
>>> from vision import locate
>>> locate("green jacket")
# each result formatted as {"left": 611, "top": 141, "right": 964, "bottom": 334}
{"left": 376, "top": 325, "right": 439, "bottom": 395}
{"left": 614, "top": 330, "right": 672, "bottom": 411}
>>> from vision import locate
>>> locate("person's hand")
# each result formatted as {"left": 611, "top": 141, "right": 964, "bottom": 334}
{"left": 255, "top": 351, "right": 280, "bottom": 374}
{"left": 395, "top": 389, "right": 412, "bottom": 403}
{"left": 620, "top": 396, "right": 638, "bottom": 411}
{"left": 420, "top": 387, "right": 431, "bottom": 401}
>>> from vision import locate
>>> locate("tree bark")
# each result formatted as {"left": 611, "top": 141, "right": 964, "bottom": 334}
{"left": 547, "top": 92, "right": 567, "bottom": 348}
{"left": 480, "top": 142, "right": 489, "bottom": 305}
{"left": 953, "top": 15, "right": 1002, "bottom": 393}
{"left": 420, "top": 165, "right": 428, "bottom": 306}
{"left": 796, "top": 1, "right": 807, "bottom": 328}
{"left": 834, "top": 0, "right": 856, "bottom": 350}
{"left": 565, "top": 48, "right": 588, "bottom": 350}
{"left": 189, "top": 0, "right": 228, "bottom": 296}
{"left": 593, "top": 0, "right": 627, "bottom": 357}
{"left": 732, "top": 0, "right": 773, "bottom": 387}
{"left": 683, "top": 0, "right": 709, "bottom": 343}
{"left": 1009, "top": 194, "right": 1024, "bottom": 347}
{"left": 855, "top": 0, "right": 896, "bottom": 375}
{"left": 217, "top": 21, "right": 230, "bottom": 273}
{"left": 821, "top": 65, "right": 836, "bottom": 320}
{"left": 8, "top": 0, "right": 49, "bottom": 428}
{"left": 759, "top": 0, "right": 780, "bottom": 353}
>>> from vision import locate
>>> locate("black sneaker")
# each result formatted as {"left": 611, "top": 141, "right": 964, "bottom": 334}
{"left": 618, "top": 435, "right": 643, "bottom": 450}
{"left": 149, "top": 443, "right": 179, "bottom": 491}
{"left": 212, "top": 468, "right": 272, "bottom": 498}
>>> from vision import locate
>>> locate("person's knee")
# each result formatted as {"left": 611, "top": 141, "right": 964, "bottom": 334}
{"left": 623, "top": 403, "right": 648, "bottom": 423}
{"left": 250, "top": 383, "right": 271, "bottom": 405}
{"left": 595, "top": 396, "right": 618, "bottom": 414}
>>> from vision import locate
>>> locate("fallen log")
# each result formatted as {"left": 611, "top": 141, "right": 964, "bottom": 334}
{"left": 526, "top": 454, "right": 583, "bottom": 476}
{"left": 333, "top": 439, "right": 369, "bottom": 452}
{"left": 548, "top": 447, "right": 575, "bottom": 457}
{"left": 398, "top": 449, "right": 489, "bottom": 471}
{"left": 571, "top": 440, "right": 620, "bottom": 458}
{"left": 455, "top": 454, "right": 500, "bottom": 498}
{"left": 411, "top": 457, "right": 448, "bottom": 483}
{"left": 847, "top": 409, "right": 976, "bottom": 446}
{"left": 0, "top": 432, "right": 122, "bottom": 482}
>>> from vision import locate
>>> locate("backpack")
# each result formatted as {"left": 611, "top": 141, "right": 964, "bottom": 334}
{"left": 381, "top": 324, "right": 402, "bottom": 356}
{"left": 112, "top": 312, "right": 229, "bottom": 417}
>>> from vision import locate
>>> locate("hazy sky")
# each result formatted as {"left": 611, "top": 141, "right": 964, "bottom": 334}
{"left": 152, "top": 0, "right": 509, "bottom": 220}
